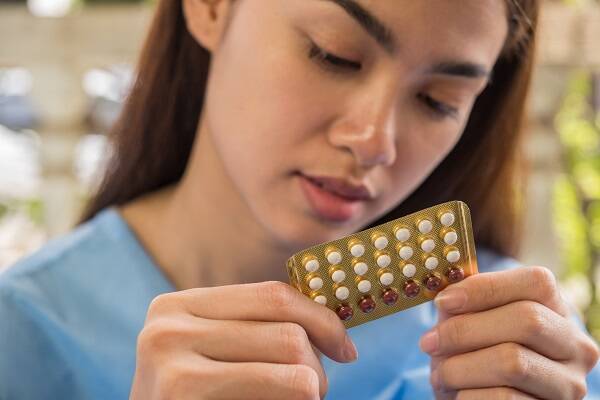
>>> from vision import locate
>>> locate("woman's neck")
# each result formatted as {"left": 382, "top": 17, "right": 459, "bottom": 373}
{"left": 119, "top": 128, "right": 293, "bottom": 291}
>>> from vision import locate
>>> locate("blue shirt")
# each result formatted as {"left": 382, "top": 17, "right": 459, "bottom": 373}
{"left": 1, "top": 207, "right": 599, "bottom": 399}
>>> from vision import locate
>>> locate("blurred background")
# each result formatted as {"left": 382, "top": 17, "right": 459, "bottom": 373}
{"left": 1, "top": 0, "right": 600, "bottom": 337}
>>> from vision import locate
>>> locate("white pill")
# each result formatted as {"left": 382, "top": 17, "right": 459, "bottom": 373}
{"left": 374, "top": 236, "right": 389, "bottom": 250}
{"left": 402, "top": 263, "right": 416, "bottom": 278}
{"left": 357, "top": 280, "right": 372, "bottom": 293}
{"left": 309, "top": 277, "right": 323, "bottom": 290}
{"left": 335, "top": 286, "right": 350, "bottom": 301}
{"left": 376, "top": 254, "right": 391, "bottom": 268}
{"left": 425, "top": 256, "right": 439, "bottom": 270}
{"left": 395, "top": 227, "right": 411, "bottom": 242}
{"left": 440, "top": 212, "right": 455, "bottom": 226}
{"left": 327, "top": 251, "right": 342, "bottom": 265}
{"left": 354, "top": 262, "right": 368, "bottom": 276}
{"left": 350, "top": 244, "right": 365, "bottom": 257}
{"left": 446, "top": 250, "right": 461, "bottom": 263}
{"left": 313, "top": 295, "right": 327, "bottom": 305}
{"left": 399, "top": 246, "right": 414, "bottom": 260}
{"left": 418, "top": 219, "right": 433, "bottom": 234}
{"left": 444, "top": 231, "right": 458, "bottom": 245}
{"left": 379, "top": 272, "right": 394, "bottom": 286}
{"left": 331, "top": 269, "right": 346, "bottom": 283}
{"left": 304, "top": 259, "right": 319, "bottom": 273}
{"left": 421, "top": 239, "right": 435, "bottom": 253}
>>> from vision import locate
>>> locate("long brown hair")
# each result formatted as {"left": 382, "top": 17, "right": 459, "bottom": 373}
{"left": 81, "top": 0, "right": 539, "bottom": 259}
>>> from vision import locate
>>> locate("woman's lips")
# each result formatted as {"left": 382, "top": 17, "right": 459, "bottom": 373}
{"left": 297, "top": 174, "right": 367, "bottom": 222}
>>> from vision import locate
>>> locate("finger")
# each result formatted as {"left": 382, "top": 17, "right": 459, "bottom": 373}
{"left": 454, "top": 387, "right": 537, "bottom": 400}
{"left": 151, "top": 281, "right": 355, "bottom": 363}
{"left": 177, "top": 360, "right": 321, "bottom": 400}
{"left": 432, "top": 342, "right": 588, "bottom": 400}
{"left": 434, "top": 266, "right": 569, "bottom": 317}
{"left": 194, "top": 319, "right": 328, "bottom": 398}
{"left": 421, "top": 300, "right": 589, "bottom": 362}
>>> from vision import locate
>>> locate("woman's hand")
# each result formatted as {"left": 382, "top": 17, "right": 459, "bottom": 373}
{"left": 129, "top": 281, "right": 357, "bottom": 400}
{"left": 419, "top": 266, "right": 600, "bottom": 399}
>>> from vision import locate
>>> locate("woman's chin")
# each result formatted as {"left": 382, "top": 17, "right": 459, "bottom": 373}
{"left": 266, "top": 209, "right": 357, "bottom": 253}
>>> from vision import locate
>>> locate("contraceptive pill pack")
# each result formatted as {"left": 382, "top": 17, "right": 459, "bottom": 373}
{"left": 286, "top": 201, "right": 478, "bottom": 328}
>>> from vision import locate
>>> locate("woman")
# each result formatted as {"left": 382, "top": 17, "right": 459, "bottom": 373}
{"left": 1, "top": 0, "right": 599, "bottom": 398}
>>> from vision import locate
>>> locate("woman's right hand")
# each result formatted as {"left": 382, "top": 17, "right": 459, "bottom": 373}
{"left": 129, "top": 281, "right": 358, "bottom": 400}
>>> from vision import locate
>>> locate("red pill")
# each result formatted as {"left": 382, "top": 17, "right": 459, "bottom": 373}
{"left": 446, "top": 266, "right": 464, "bottom": 283}
{"left": 424, "top": 275, "right": 442, "bottom": 291}
{"left": 358, "top": 296, "right": 376, "bottom": 313}
{"left": 336, "top": 304, "right": 354, "bottom": 321}
{"left": 382, "top": 288, "right": 399, "bottom": 305}
{"left": 403, "top": 280, "right": 420, "bottom": 298}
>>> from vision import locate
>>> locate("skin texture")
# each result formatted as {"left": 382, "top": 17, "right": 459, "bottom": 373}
{"left": 123, "top": 1, "right": 600, "bottom": 399}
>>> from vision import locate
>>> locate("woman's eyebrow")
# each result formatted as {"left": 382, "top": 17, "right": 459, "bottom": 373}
{"left": 427, "top": 62, "right": 491, "bottom": 79}
{"left": 322, "top": 0, "right": 396, "bottom": 54}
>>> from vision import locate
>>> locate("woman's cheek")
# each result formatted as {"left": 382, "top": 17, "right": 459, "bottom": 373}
{"left": 385, "top": 132, "right": 454, "bottom": 199}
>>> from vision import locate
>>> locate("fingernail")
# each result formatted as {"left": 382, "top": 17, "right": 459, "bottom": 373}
{"left": 419, "top": 329, "right": 439, "bottom": 354}
{"left": 434, "top": 287, "right": 467, "bottom": 312}
{"left": 343, "top": 335, "right": 358, "bottom": 362}
{"left": 430, "top": 367, "right": 441, "bottom": 391}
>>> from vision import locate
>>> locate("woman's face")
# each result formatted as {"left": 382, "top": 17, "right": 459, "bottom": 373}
{"left": 199, "top": 0, "right": 509, "bottom": 249}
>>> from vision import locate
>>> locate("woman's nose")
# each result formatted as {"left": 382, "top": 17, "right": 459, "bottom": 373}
{"left": 328, "top": 101, "right": 398, "bottom": 169}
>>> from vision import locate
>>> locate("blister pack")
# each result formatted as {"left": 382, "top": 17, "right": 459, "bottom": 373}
{"left": 286, "top": 201, "right": 478, "bottom": 328}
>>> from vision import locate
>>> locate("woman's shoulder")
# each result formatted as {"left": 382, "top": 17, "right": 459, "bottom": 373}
{"left": 0, "top": 207, "right": 173, "bottom": 398}
{"left": 0, "top": 208, "right": 132, "bottom": 397}
{"left": 0, "top": 208, "right": 130, "bottom": 293}
{"left": 0, "top": 206, "right": 172, "bottom": 328}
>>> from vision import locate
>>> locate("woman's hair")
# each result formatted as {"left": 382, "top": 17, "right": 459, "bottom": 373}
{"left": 81, "top": 0, "right": 539, "bottom": 258}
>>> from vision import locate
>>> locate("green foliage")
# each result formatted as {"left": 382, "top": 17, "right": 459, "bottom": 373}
{"left": 24, "top": 199, "right": 44, "bottom": 226}
{"left": 553, "top": 70, "right": 600, "bottom": 340}
{"left": 553, "top": 176, "right": 592, "bottom": 278}
{"left": 0, "top": 199, "right": 44, "bottom": 227}
{"left": 586, "top": 302, "right": 600, "bottom": 341}
{"left": 590, "top": 201, "right": 600, "bottom": 250}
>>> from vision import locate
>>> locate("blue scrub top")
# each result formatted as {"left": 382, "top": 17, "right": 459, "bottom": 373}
{"left": 1, "top": 208, "right": 599, "bottom": 399}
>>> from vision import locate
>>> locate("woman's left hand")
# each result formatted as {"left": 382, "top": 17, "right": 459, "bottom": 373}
{"left": 419, "top": 266, "right": 600, "bottom": 400}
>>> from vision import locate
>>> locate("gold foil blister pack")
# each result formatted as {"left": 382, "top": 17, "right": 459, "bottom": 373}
{"left": 286, "top": 201, "right": 478, "bottom": 328}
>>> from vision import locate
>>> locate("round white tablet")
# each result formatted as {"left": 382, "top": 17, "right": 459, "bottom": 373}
{"left": 399, "top": 246, "right": 414, "bottom": 260}
{"left": 313, "top": 295, "right": 327, "bottom": 305}
{"left": 440, "top": 212, "right": 455, "bottom": 226}
{"left": 402, "top": 263, "right": 416, "bottom": 278}
{"left": 309, "top": 277, "right": 323, "bottom": 290}
{"left": 421, "top": 239, "right": 435, "bottom": 253}
{"left": 374, "top": 236, "right": 389, "bottom": 250}
{"left": 444, "top": 231, "right": 458, "bottom": 245}
{"left": 357, "top": 280, "right": 372, "bottom": 293}
{"left": 350, "top": 244, "right": 365, "bottom": 257}
{"left": 327, "top": 251, "right": 342, "bottom": 265}
{"left": 304, "top": 259, "right": 319, "bottom": 273}
{"left": 331, "top": 269, "right": 346, "bottom": 283}
{"left": 379, "top": 272, "right": 394, "bottom": 286}
{"left": 425, "top": 256, "right": 439, "bottom": 270}
{"left": 418, "top": 219, "right": 433, "bottom": 234}
{"left": 395, "top": 227, "right": 410, "bottom": 242}
{"left": 376, "top": 254, "right": 391, "bottom": 268}
{"left": 446, "top": 250, "right": 461, "bottom": 263}
{"left": 335, "top": 286, "right": 350, "bottom": 301}
{"left": 354, "top": 262, "right": 368, "bottom": 276}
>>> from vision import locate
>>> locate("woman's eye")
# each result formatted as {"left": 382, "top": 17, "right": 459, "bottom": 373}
{"left": 308, "top": 43, "right": 362, "bottom": 72}
{"left": 418, "top": 93, "right": 459, "bottom": 119}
